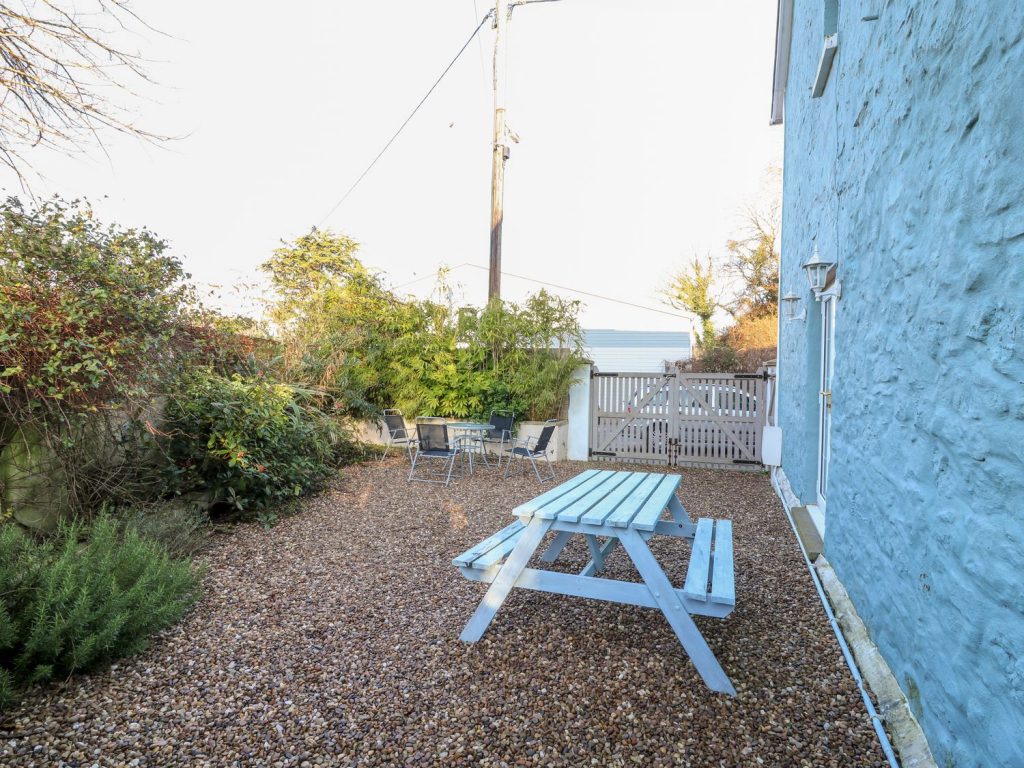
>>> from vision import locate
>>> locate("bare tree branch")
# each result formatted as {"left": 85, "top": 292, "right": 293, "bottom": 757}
{"left": 0, "top": 0, "right": 167, "bottom": 183}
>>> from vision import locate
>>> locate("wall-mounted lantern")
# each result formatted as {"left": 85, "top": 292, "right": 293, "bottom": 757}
{"left": 781, "top": 292, "right": 806, "bottom": 322}
{"left": 802, "top": 245, "right": 836, "bottom": 298}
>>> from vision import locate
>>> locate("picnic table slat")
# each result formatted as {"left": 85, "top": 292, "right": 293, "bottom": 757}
{"left": 513, "top": 469, "right": 600, "bottom": 517}
{"left": 532, "top": 470, "right": 624, "bottom": 519}
{"left": 553, "top": 470, "right": 635, "bottom": 522}
{"left": 579, "top": 472, "right": 647, "bottom": 525}
{"left": 605, "top": 473, "right": 665, "bottom": 528}
{"left": 683, "top": 518, "right": 714, "bottom": 601}
{"left": 472, "top": 528, "right": 528, "bottom": 568}
{"left": 630, "top": 474, "right": 682, "bottom": 531}
{"left": 709, "top": 519, "right": 735, "bottom": 605}
{"left": 452, "top": 520, "right": 525, "bottom": 567}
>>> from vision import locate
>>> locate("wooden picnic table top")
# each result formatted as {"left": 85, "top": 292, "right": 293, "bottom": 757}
{"left": 512, "top": 468, "right": 681, "bottom": 532}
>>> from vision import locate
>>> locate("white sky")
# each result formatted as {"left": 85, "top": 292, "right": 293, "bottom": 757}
{"left": 3, "top": 1, "right": 782, "bottom": 334}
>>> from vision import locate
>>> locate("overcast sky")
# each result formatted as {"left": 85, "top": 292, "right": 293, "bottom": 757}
{"left": 3, "top": 1, "right": 782, "bottom": 334}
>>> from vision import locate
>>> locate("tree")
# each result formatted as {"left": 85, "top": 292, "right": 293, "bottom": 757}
{"left": 724, "top": 201, "right": 780, "bottom": 319}
{"left": 0, "top": 1, "right": 162, "bottom": 178}
{"left": 663, "top": 254, "right": 719, "bottom": 348}
{"left": 662, "top": 187, "right": 781, "bottom": 352}
{"left": 260, "top": 229, "right": 363, "bottom": 307}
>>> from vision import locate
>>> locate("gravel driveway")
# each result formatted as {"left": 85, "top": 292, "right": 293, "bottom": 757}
{"left": 1, "top": 460, "right": 887, "bottom": 767}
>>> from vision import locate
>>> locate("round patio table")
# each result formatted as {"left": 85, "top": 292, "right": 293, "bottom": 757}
{"left": 448, "top": 422, "right": 495, "bottom": 472}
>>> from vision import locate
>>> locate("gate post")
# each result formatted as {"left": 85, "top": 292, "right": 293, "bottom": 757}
{"left": 567, "top": 364, "right": 592, "bottom": 461}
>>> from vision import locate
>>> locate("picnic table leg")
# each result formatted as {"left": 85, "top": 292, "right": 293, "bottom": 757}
{"left": 667, "top": 496, "right": 697, "bottom": 537}
{"left": 459, "top": 517, "right": 552, "bottom": 642}
{"left": 580, "top": 536, "right": 619, "bottom": 576}
{"left": 584, "top": 535, "right": 606, "bottom": 573}
{"left": 539, "top": 530, "right": 574, "bottom": 563}
{"left": 618, "top": 528, "right": 736, "bottom": 696}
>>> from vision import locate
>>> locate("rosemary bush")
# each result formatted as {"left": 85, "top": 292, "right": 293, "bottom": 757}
{"left": 0, "top": 516, "right": 202, "bottom": 711}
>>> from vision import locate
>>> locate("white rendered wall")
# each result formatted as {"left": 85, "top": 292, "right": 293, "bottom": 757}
{"left": 567, "top": 364, "right": 591, "bottom": 461}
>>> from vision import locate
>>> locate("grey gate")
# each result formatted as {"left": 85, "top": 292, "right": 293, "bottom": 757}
{"left": 588, "top": 370, "right": 771, "bottom": 467}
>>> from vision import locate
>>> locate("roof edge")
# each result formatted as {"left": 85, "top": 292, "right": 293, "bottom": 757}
{"left": 770, "top": 0, "right": 795, "bottom": 126}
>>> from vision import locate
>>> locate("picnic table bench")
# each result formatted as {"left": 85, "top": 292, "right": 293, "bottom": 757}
{"left": 452, "top": 468, "right": 737, "bottom": 695}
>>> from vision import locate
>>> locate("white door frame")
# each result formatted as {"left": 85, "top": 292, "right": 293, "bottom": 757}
{"left": 816, "top": 287, "right": 839, "bottom": 513}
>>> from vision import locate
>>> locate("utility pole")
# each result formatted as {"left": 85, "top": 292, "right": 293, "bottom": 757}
{"left": 488, "top": 0, "right": 510, "bottom": 302}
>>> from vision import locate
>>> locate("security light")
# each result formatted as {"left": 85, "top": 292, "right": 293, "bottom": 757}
{"left": 802, "top": 246, "right": 835, "bottom": 297}
{"left": 782, "top": 292, "right": 806, "bottom": 322}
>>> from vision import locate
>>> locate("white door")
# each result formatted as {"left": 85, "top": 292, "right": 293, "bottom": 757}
{"left": 816, "top": 295, "right": 836, "bottom": 512}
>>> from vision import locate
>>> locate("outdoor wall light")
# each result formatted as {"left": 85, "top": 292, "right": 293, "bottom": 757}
{"left": 802, "top": 245, "right": 835, "bottom": 297}
{"left": 781, "top": 292, "right": 806, "bottom": 322}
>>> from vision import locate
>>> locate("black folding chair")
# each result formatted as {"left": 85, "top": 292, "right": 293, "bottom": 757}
{"left": 380, "top": 409, "right": 414, "bottom": 462}
{"left": 408, "top": 420, "right": 462, "bottom": 486}
{"left": 503, "top": 420, "right": 557, "bottom": 483}
{"left": 481, "top": 410, "right": 515, "bottom": 469}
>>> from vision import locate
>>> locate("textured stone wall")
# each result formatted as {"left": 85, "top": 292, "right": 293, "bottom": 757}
{"left": 777, "top": 2, "right": 1024, "bottom": 766}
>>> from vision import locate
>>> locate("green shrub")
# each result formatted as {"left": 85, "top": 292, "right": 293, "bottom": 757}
{"left": 261, "top": 232, "right": 586, "bottom": 421}
{"left": 0, "top": 517, "right": 201, "bottom": 711}
{"left": 694, "top": 343, "right": 741, "bottom": 373}
{"left": 120, "top": 501, "right": 210, "bottom": 559}
{"left": 163, "top": 371, "right": 343, "bottom": 514}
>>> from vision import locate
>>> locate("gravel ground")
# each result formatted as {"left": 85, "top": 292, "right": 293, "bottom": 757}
{"left": 1, "top": 460, "right": 887, "bottom": 767}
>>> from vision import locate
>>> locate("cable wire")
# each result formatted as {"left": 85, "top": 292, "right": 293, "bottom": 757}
{"left": 393, "top": 262, "right": 691, "bottom": 320}
{"left": 317, "top": 11, "right": 493, "bottom": 227}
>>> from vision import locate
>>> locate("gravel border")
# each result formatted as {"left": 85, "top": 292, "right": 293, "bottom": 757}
{"left": 1, "top": 460, "right": 887, "bottom": 767}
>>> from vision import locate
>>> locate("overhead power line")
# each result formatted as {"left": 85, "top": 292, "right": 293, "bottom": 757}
{"left": 317, "top": 11, "right": 493, "bottom": 227}
{"left": 392, "top": 262, "right": 691, "bottom": 320}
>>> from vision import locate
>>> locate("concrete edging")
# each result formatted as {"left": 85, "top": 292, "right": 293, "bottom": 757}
{"left": 771, "top": 466, "right": 936, "bottom": 768}
{"left": 815, "top": 556, "right": 938, "bottom": 768}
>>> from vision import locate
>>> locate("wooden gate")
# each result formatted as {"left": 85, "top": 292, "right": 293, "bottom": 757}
{"left": 588, "top": 370, "right": 771, "bottom": 467}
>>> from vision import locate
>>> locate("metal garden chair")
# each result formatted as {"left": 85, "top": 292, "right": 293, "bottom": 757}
{"left": 503, "top": 419, "right": 558, "bottom": 483}
{"left": 380, "top": 409, "right": 414, "bottom": 462}
{"left": 481, "top": 410, "right": 515, "bottom": 469}
{"left": 408, "top": 419, "right": 463, "bottom": 486}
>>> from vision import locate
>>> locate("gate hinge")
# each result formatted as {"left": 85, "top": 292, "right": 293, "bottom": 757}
{"left": 734, "top": 372, "right": 770, "bottom": 381}
{"left": 589, "top": 450, "right": 616, "bottom": 457}
{"left": 732, "top": 459, "right": 764, "bottom": 465}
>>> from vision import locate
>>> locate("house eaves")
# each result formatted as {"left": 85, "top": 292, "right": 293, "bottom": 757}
{"left": 770, "top": 0, "right": 795, "bottom": 125}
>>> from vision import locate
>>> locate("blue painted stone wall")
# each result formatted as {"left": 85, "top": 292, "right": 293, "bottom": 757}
{"left": 777, "top": 2, "right": 1024, "bottom": 766}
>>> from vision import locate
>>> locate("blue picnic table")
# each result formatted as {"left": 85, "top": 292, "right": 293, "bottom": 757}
{"left": 453, "top": 468, "right": 737, "bottom": 695}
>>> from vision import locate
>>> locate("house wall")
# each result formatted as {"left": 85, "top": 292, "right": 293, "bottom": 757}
{"left": 777, "top": 2, "right": 1024, "bottom": 766}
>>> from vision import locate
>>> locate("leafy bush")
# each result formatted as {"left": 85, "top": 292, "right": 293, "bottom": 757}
{"left": 0, "top": 197, "right": 192, "bottom": 413}
{"left": 0, "top": 517, "right": 201, "bottom": 711}
{"left": 0, "top": 197, "right": 198, "bottom": 525}
{"left": 120, "top": 501, "right": 210, "bottom": 559}
{"left": 262, "top": 232, "right": 587, "bottom": 422}
{"left": 163, "top": 371, "right": 344, "bottom": 514}
{"left": 691, "top": 343, "right": 741, "bottom": 373}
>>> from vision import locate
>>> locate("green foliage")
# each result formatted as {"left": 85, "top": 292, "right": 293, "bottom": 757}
{"left": 120, "top": 501, "right": 210, "bottom": 559}
{"left": 664, "top": 254, "right": 718, "bottom": 348}
{"left": 0, "top": 197, "right": 202, "bottom": 523}
{"left": 694, "top": 343, "right": 741, "bottom": 373}
{"left": 163, "top": 371, "right": 344, "bottom": 514}
{"left": 0, "top": 517, "right": 201, "bottom": 711}
{"left": 262, "top": 231, "right": 587, "bottom": 422}
{"left": 262, "top": 229, "right": 362, "bottom": 310}
{"left": 0, "top": 196, "right": 192, "bottom": 413}
{"left": 0, "top": 198, "right": 308, "bottom": 527}
{"left": 662, "top": 196, "right": 781, "bottom": 348}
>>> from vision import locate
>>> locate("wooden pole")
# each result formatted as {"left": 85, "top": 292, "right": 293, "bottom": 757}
{"left": 489, "top": 0, "right": 510, "bottom": 301}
